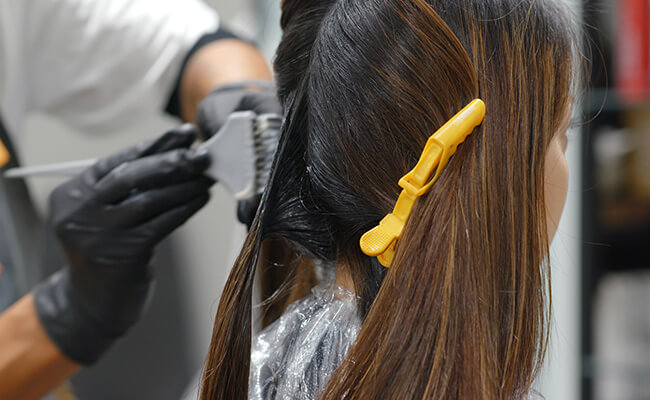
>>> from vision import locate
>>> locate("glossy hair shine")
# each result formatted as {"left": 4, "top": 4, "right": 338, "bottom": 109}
{"left": 201, "top": 0, "right": 578, "bottom": 398}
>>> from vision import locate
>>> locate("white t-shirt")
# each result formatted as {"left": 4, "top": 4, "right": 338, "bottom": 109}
{"left": 0, "top": 0, "right": 219, "bottom": 144}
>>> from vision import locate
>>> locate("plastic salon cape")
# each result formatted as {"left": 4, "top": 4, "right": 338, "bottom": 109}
{"left": 182, "top": 277, "right": 545, "bottom": 400}
{"left": 247, "top": 282, "right": 546, "bottom": 400}
{"left": 0, "top": 0, "right": 218, "bottom": 310}
{"left": 249, "top": 282, "right": 361, "bottom": 400}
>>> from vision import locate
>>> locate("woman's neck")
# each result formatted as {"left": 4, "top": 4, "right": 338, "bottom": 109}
{"left": 334, "top": 262, "right": 355, "bottom": 293}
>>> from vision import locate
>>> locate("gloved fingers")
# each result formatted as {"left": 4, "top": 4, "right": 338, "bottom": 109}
{"left": 110, "top": 177, "right": 215, "bottom": 228}
{"left": 195, "top": 81, "right": 281, "bottom": 140}
{"left": 138, "top": 124, "right": 198, "bottom": 156}
{"left": 195, "top": 96, "right": 229, "bottom": 140}
{"left": 137, "top": 193, "right": 211, "bottom": 244}
{"left": 237, "top": 194, "right": 262, "bottom": 227}
{"left": 88, "top": 124, "right": 199, "bottom": 181}
{"left": 240, "top": 89, "right": 282, "bottom": 116}
{"left": 93, "top": 148, "right": 211, "bottom": 204}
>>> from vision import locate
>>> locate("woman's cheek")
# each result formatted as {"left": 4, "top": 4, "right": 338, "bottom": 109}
{"left": 544, "top": 136, "right": 569, "bottom": 242}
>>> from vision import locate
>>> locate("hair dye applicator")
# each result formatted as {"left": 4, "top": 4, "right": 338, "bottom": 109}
{"left": 4, "top": 112, "right": 282, "bottom": 201}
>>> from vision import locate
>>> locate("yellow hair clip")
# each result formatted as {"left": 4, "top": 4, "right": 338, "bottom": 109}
{"left": 360, "top": 99, "right": 486, "bottom": 267}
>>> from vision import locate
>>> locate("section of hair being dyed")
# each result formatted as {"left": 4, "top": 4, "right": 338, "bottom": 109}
{"left": 200, "top": 0, "right": 579, "bottom": 399}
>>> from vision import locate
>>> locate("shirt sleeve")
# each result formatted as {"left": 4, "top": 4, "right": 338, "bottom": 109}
{"left": 19, "top": 0, "right": 219, "bottom": 133}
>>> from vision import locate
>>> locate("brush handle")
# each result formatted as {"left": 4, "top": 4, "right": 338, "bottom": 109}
{"left": 3, "top": 114, "right": 283, "bottom": 185}
{"left": 3, "top": 159, "right": 97, "bottom": 178}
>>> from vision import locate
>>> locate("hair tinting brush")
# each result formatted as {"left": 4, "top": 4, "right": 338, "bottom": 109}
{"left": 4, "top": 112, "right": 282, "bottom": 201}
{"left": 202, "top": 112, "right": 282, "bottom": 200}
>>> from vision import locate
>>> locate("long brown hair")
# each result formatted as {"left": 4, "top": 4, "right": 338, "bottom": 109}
{"left": 201, "top": 0, "right": 578, "bottom": 398}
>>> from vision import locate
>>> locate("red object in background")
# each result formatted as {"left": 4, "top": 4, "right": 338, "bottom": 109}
{"left": 616, "top": 0, "right": 650, "bottom": 104}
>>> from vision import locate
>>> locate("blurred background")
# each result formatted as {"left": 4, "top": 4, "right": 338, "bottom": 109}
{"left": 9, "top": 0, "right": 650, "bottom": 399}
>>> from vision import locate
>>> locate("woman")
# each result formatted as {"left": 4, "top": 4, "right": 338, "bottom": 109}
{"left": 201, "top": 0, "right": 579, "bottom": 398}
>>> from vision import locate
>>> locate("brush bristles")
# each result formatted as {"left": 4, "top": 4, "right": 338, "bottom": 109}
{"left": 253, "top": 115, "right": 282, "bottom": 194}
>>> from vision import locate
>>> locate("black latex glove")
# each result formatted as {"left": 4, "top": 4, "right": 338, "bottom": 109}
{"left": 195, "top": 80, "right": 281, "bottom": 140}
{"left": 195, "top": 80, "right": 281, "bottom": 227}
{"left": 33, "top": 124, "right": 214, "bottom": 365}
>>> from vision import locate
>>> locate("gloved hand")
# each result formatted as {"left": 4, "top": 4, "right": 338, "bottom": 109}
{"left": 33, "top": 124, "right": 214, "bottom": 365}
{"left": 195, "top": 80, "right": 281, "bottom": 226}
{"left": 195, "top": 80, "right": 282, "bottom": 140}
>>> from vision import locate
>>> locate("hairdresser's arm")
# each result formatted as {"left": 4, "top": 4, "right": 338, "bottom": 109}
{"left": 0, "top": 125, "right": 212, "bottom": 400}
{"left": 32, "top": 127, "right": 212, "bottom": 367}
{"left": 0, "top": 295, "right": 78, "bottom": 400}
{"left": 179, "top": 36, "right": 281, "bottom": 225}
{"left": 179, "top": 38, "right": 275, "bottom": 122}
{"left": 2, "top": 127, "right": 213, "bottom": 400}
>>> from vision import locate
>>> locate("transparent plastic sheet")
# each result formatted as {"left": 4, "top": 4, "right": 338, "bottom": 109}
{"left": 180, "top": 271, "right": 544, "bottom": 400}
{"left": 249, "top": 282, "right": 361, "bottom": 400}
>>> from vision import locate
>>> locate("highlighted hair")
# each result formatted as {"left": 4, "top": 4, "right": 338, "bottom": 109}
{"left": 201, "top": 0, "right": 578, "bottom": 398}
